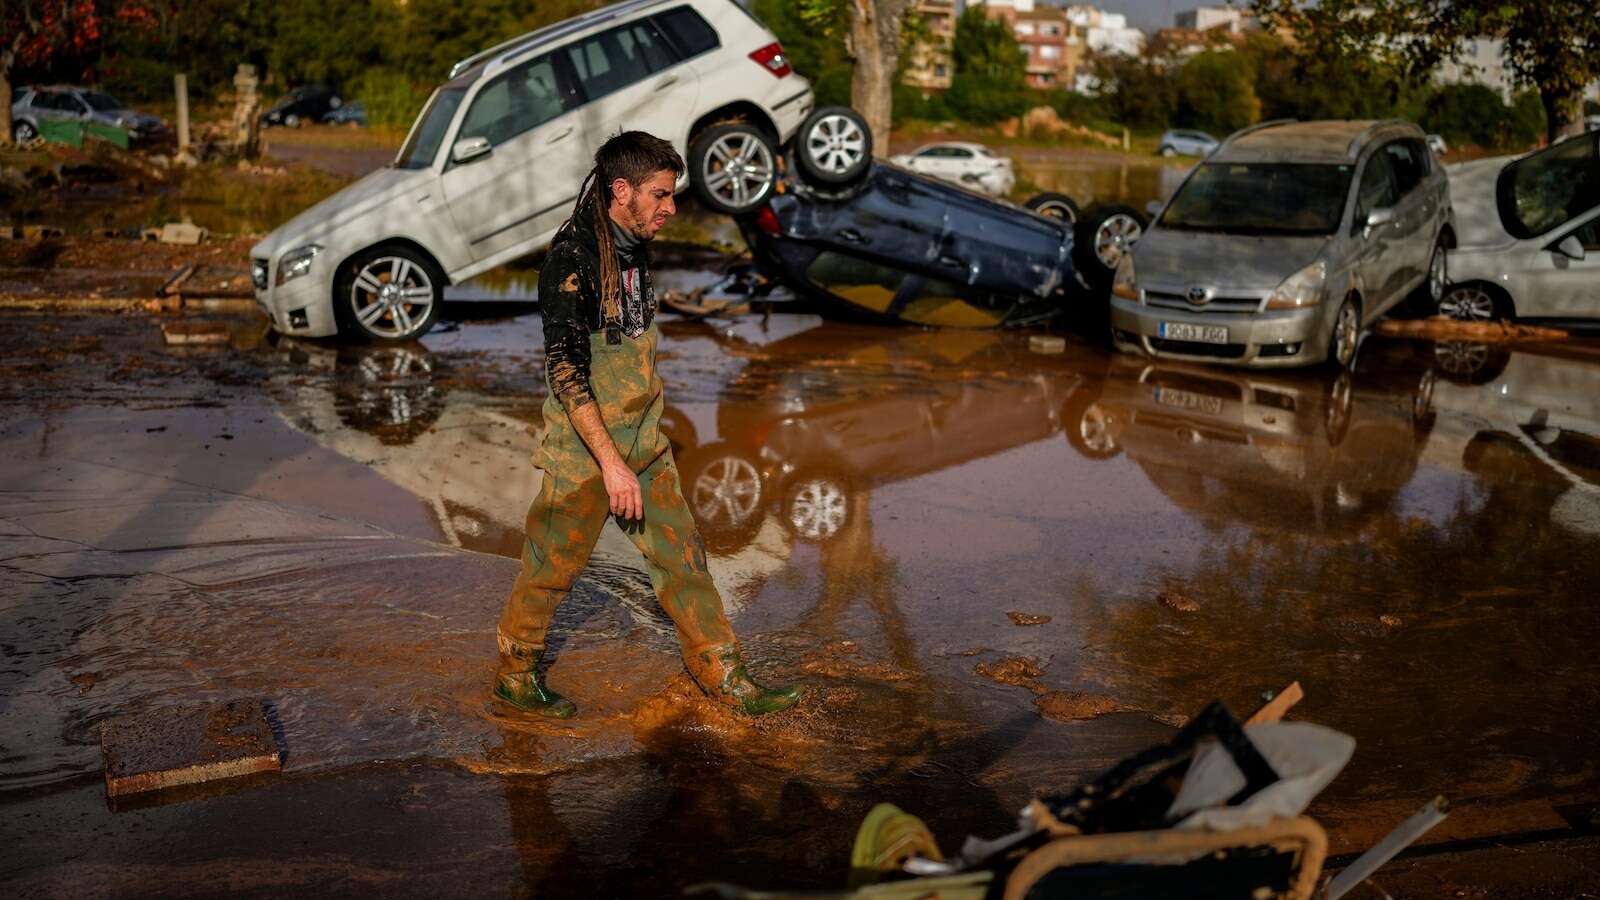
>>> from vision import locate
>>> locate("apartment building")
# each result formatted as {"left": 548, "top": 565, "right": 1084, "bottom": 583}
{"left": 903, "top": 0, "right": 958, "bottom": 92}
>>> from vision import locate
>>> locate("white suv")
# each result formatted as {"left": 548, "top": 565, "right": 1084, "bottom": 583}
{"left": 250, "top": 0, "right": 818, "bottom": 341}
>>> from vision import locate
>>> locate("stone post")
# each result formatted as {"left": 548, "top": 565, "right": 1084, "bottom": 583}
{"left": 232, "top": 64, "right": 261, "bottom": 160}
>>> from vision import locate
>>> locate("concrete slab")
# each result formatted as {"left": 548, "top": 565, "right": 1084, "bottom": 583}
{"left": 100, "top": 698, "right": 281, "bottom": 797}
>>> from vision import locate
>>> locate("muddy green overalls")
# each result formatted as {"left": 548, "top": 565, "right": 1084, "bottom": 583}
{"left": 495, "top": 265, "right": 801, "bottom": 717}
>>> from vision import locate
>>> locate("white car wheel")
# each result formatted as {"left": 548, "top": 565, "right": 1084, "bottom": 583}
{"left": 1438, "top": 284, "right": 1498, "bottom": 321}
{"left": 795, "top": 106, "right": 873, "bottom": 187}
{"left": 13, "top": 121, "right": 37, "bottom": 142}
{"left": 1093, "top": 213, "right": 1143, "bottom": 269}
{"left": 689, "top": 123, "right": 776, "bottom": 216}
{"left": 342, "top": 252, "right": 441, "bottom": 341}
{"left": 691, "top": 456, "right": 762, "bottom": 528}
{"left": 786, "top": 478, "right": 848, "bottom": 541}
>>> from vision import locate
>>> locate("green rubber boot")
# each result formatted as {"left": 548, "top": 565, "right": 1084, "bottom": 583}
{"left": 687, "top": 643, "right": 805, "bottom": 716}
{"left": 494, "top": 638, "right": 577, "bottom": 718}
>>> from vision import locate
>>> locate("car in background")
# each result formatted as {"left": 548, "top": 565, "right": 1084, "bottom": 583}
{"left": 1434, "top": 130, "right": 1599, "bottom": 326}
{"left": 888, "top": 142, "right": 1015, "bottom": 196}
{"left": 1157, "top": 129, "right": 1218, "bottom": 157}
{"left": 262, "top": 84, "right": 346, "bottom": 128}
{"left": 251, "top": 0, "right": 822, "bottom": 342}
{"left": 1426, "top": 134, "right": 1448, "bottom": 156}
{"left": 1587, "top": 115, "right": 1600, "bottom": 133}
{"left": 1110, "top": 119, "right": 1453, "bottom": 369}
{"left": 739, "top": 152, "right": 1077, "bottom": 328}
{"left": 8, "top": 85, "right": 168, "bottom": 145}
{"left": 321, "top": 101, "right": 368, "bottom": 126}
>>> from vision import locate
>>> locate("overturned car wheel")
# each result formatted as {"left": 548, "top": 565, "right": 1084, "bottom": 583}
{"left": 1075, "top": 205, "right": 1146, "bottom": 284}
{"left": 690, "top": 123, "right": 778, "bottom": 216}
{"left": 1024, "top": 192, "right": 1080, "bottom": 224}
{"left": 795, "top": 106, "right": 873, "bottom": 188}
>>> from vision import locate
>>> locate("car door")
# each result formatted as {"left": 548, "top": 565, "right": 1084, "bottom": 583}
{"left": 1351, "top": 148, "right": 1405, "bottom": 316}
{"left": 1524, "top": 211, "right": 1600, "bottom": 320}
{"left": 440, "top": 52, "right": 588, "bottom": 263}
{"left": 562, "top": 19, "right": 700, "bottom": 169}
{"left": 1383, "top": 139, "right": 1437, "bottom": 293}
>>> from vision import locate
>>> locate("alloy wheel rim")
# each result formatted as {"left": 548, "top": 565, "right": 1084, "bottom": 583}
{"left": 1326, "top": 372, "right": 1352, "bottom": 437}
{"left": 1335, "top": 303, "right": 1358, "bottom": 365}
{"left": 1439, "top": 286, "right": 1495, "bottom": 321}
{"left": 1079, "top": 403, "right": 1115, "bottom": 454}
{"left": 703, "top": 133, "right": 774, "bottom": 209}
{"left": 789, "top": 479, "right": 847, "bottom": 540}
{"left": 692, "top": 457, "right": 761, "bottom": 526}
{"left": 1413, "top": 368, "right": 1436, "bottom": 424}
{"left": 1428, "top": 246, "right": 1447, "bottom": 301}
{"left": 1094, "top": 214, "right": 1142, "bottom": 268}
{"left": 350, "top": 256, "right": 434, "bottom": 339}
{"left": 1036, "top": 201, "right": 1076, "bottom": 223}
{"left": 1434, "top": 341, "right": 1489, "bottom": 375}
{"left": 805, "top": 114, "right": 867, "bottom": 174}
{"left": 17, "top": 122, "right": 36, "bottom": 141}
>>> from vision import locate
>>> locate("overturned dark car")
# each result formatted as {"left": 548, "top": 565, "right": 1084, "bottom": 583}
{"left": 729, "top": 109, "right": 1129, "bottom": 328}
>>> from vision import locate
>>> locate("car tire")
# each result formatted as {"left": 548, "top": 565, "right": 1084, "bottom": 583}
{"left": 783, "top": 475, "right": 850, "bottom": 542}
{"left": 333, "top": 245, "right": 445, "bottom": 343}
{"left": 1327, "top": 295, "right": 1360, "bottom": 370}
{"left": 1062, "top": 383, "right": 1120, "bottom": 460}
{"left": 13, "top": 120, "right": 37, "bottom": 143}
{"left": 689, "top": 122, "right": 778, "bottom": 216}
{"left": 1407, "top": 234, "right": 1449, "bottom": 313}
{"left": 284, "top": 114, "right": 301, "bottom": 128}
{"left": 1159, "top": 145, "right": 1177, "bottom": 157}
{"left": 1323, "top": 370, "right": 1353, "bottom": 446}
{"left": 1024, "top": 192, "right": 1081, "bottom": 224}
{"left": 682, "top": 442, "right": 767, "bottom": 553}
{"left": 329, "top": 95, "right": 343, "bottom": 110}
{"left": 1075, "top": 205, "right": 1147, "bottom": 284}
{"left": 794, "top": 106, "right": 873, "bottom": 188}
{"left": 1432, "top": 340, "right": 1510, "bottom": 385}
{"left": 1437, "top": 281, "right": 1512, "bottom": 322}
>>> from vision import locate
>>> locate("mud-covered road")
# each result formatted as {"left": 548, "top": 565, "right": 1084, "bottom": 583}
{"left": 2, "top": 297, "right": 1598, "bottom": 897}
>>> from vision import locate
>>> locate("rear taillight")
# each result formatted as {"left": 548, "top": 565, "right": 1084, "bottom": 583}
{"left": 749, "top": 43, "right": 792, "bottom": 78}
{"left": 754, "top": 206, "right": 781, "bottom": 236}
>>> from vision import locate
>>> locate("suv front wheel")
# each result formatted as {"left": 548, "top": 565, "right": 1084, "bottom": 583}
{"left": 334, "top": 245, "right": 444, "bottom": 342}
{"left": 689, "top": 123, "right": 778, "bottom": 216}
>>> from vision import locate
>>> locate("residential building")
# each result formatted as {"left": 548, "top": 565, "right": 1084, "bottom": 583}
{"left": 1001, "top": 5, "right": 1084, "bottom": 89}
{"left": 1065, "top": 5, "right": 1145, "bottom": 57}
{"left": 1174, "top": 5, "right": 1249, "bottom": 34}
{"left": 904, "top": 0, "right": 957, "bottom": 92}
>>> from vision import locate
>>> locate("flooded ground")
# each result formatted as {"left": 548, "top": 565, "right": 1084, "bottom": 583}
{"left": 2, "top": 293, "right": 1599, "bottom": 896}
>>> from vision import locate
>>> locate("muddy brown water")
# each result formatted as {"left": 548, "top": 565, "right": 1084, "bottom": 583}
{"left": 1, "top": 299, "right": 1598, "bottom": 895}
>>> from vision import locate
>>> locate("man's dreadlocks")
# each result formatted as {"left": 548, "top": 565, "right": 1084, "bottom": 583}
{"left": 567, "top": 131, "right": 685, "bottom": 326}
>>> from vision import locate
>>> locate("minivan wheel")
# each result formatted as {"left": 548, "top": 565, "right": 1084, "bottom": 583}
{"left": 689, "top": 123, "right": 777, "bottom": 216}
{"left": 13, "top": 121, "right": 37, "bottom": 143}
{"left": 1407, "top": 236, "right": 1449, "bottom": 312}
{"left": 334, "top": 246, "right": 444, "bottom": 342}
{"left": 795, "top": 106, "right": 873, "bottom": 187}
{"left": 1328, "top": 296, "right": 1360, "bottom": 369}
{"left": 1024, "top": 192, "right": 1080, "bottom": 224}
{"left": 1437, "top": 283, "right": 1507, "bottom": 322}
{"left": 1075, "top": 205, "right": 1146, "bottom": 283}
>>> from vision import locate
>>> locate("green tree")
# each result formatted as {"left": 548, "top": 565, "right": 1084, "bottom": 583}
{"left": 1176, "top": 49, "right": 1260, "bottom": 132}
{"left": 753, "top": 0, "right": 852, "bottom": 108}
{"left": 1422, "top": 83, "right": 1508, "bottom": 147}
{"left": 795, "top": 0, "right": 915, "bottom": 154}
{"left": 944, "top": 4, "right": 1027, "bottom": 124}
{"left": 1251, "top": 0, "right": 1600, "bottom": 142}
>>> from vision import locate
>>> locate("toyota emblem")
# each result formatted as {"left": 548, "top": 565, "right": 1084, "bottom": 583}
{"left": 1186, "top": 286, "right": 1210, "bottom": 306}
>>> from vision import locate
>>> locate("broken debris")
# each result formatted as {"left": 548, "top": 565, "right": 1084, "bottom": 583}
{"left": 1006, "top": 610, "right": 1051, "bottom": 626}
{"left": 100, "top": 698, "right": 281, "bottom": 798}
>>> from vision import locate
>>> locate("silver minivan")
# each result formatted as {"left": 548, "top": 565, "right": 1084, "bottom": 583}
{"left": 1110, "top": 120, "right": 1452, "bottom": 369}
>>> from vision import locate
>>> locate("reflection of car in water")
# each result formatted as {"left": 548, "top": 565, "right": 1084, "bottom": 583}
{"left": 1073, "top": 343, "right": 1439, "bottom": 533}
{"left": 658, "top": 322, "right": 1097, "bottom": 550}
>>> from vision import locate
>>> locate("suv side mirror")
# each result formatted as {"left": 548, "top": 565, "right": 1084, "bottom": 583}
{"left": 1365, "top": 207, "right": 1396, "bottom": 229}
{"left": 1554, "top": 234, "right": 1586, "bottom": 261}
{"left": 452, "top": 136, "right": 492, "bottom": 165}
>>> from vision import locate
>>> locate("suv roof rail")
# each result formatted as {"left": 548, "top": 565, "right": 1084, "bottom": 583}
{"left": 1218, "top": 118, "right": 1297, "bottom": 150}
{"left": 1346, "top": 118, "right": 1412, "bottom": 158}
{"left": 448, "top": 0, "right": 667, "bottom": 79}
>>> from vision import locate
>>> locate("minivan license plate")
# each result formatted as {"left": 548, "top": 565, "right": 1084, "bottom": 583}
{"left": 1159, "top": 322, "right": 1228, "bottom": 344}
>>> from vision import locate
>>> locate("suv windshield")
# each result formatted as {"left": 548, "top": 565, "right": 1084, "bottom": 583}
{"left": 1161, "top": 163, "right": 1353, "bottom": 236}
{"left": 83, "top": 91, "right": 123, "bottom": 111}
{"left": 1496, "top": 132, "right": 1600, "bottom": 239}
{"left": 396, "top": 86, "right": 467, "bottom": 170}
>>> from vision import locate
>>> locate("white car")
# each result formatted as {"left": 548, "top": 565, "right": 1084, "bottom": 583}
{"left": 1436, "top": 130, "right": 1599, "bottom": 325}
{"left": 250, "top": 0, "right": 830, "bottom": 342}
{"left": 888, "top": 142, "right": 1015, "bottom": 197}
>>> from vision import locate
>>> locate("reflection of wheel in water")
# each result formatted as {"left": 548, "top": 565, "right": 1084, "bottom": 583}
{"left": 690, "top": 454, "right": 763, "bottom": 529}
{"left": 785, "top": 477, "right": 848, "bottom": 541}
{"left": 1411, "top": 367, "right": 1437, "bottom": 433}
{"left": 1433, "top": 341, "right": 1509, "bottom": 385}
{"left": 1062, "top": 383, "right": 1121, "bottom": 460}
{"left": 334, "top": 345, "right": 441, "bottom": 444}
{"left": 1323, "top": 370, "right": 1352, "bottom": 446}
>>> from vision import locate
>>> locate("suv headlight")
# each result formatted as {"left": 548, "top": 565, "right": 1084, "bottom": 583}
{"left": 276, "top": 244, "right": 322, "bottom": 286}
{"left": 251, "top": 258, "right": 269, "bottom": 291}
{"left": 1111, "top": 254, "right": 1138, "bottom": 301}
{"left": 1264, "top": 261, "right": 1326, "bottom": 310}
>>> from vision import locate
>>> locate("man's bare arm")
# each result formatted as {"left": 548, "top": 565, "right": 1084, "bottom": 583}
{"left": 568, "top": 401, "right": 642, "bottom": 520}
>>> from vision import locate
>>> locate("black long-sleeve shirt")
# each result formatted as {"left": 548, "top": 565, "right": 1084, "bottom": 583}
{"left": 538, "top": 219, "right": 654, "bottom": 413}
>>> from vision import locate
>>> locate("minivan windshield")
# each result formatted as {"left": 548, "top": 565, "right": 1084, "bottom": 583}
{"left": 1496, "top": 131, "right": 1600, "bottom": 238}
{"left": 1161, "top": 163, "right": 1353, "bottom": 236}
{"left": 395, "top": 86, "right": 467, "bottom": 170}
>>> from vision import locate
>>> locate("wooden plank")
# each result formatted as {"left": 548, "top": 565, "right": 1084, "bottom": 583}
{"left": 1246, "top": 681, "right": 1304, "bottom": 726}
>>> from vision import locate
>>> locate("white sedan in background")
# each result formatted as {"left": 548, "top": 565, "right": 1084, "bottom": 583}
{"left": 889, "top": 141, "right": 1015, "bottom": 196}
{"left": 1437, "top": 130, "right": 1599, "bottom": 326}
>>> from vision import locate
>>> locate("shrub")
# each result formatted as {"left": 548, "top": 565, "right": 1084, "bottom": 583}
{"left": 352, "top": 68, "right": 431, "bottom": 132}
{"left": 1422, "top": 83, "right": 1507, "bottom": 147}
{"left": 1176, "top": 50, "right": 1260, "bottom": 134}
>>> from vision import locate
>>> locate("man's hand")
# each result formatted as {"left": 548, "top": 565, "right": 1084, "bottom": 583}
{"left": 602, "top": 456, "right": 643, "bottom": 520}
{"left": 568, "top": 401, "right": 642, "bottom": 520}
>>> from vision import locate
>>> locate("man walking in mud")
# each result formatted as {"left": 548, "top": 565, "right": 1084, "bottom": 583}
{"left": 494, "top": 131, "right": 803, "bottom": 719}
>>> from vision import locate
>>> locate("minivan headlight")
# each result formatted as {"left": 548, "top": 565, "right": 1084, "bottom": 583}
{"left": 276, "top": 244, "right": 322, "bottom": 286}
{"left": 1265, "top": 261, "right": 1326, "bottom": 310}
{"left": 1111, "top": 254, "right": 1138, "bottom": 301}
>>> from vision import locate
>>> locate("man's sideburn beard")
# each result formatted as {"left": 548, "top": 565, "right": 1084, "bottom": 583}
{"left": 626, "top": 195, "right": 654, "bottom": 241}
